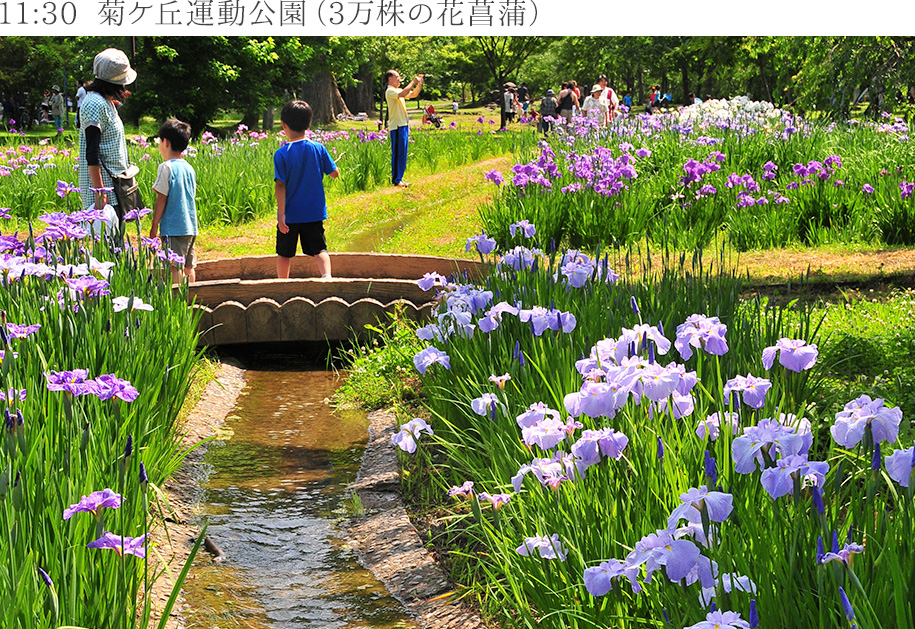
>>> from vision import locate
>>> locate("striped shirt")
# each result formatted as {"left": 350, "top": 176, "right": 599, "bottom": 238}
{"left": 78, "top": 92, "right": 128, "bottom": 209}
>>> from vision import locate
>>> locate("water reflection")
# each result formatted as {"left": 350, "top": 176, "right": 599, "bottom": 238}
{"left": 182, "top": 355, "right": 417, "bottom": 629}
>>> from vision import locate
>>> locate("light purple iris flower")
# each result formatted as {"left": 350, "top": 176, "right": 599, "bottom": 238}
{"left": 518, "top": 306, "right": 576, "bottom": 336}
{"left": 723, "top": 374, "right": 771, "bottom": 409}
{"left": 63, "top": 488, "right": 122, "bottom": 519}
{"left": 761, "top": 338, "right": 818, "bottom": 372}
{"left": 509, "top": 220, "right": 537, "bottom": 238}
{"left": 417, "top": 272, "right": 445, "bottom": 291}
{"left": 760, "top": 454, "right": 829, "bottom": 499}
{"left": 732, "top": 418, "right": 806, "bottom": 473}
{"left": 635, "top": 147, "right": 651, "bottom": 158}
{"left": 471, "top": 393, "right": 498, "bottom": 417}
{"left": 830, "top": 394, "right": 902, "bottom": 448}
{"left": 89, "top": 374, "right": 139, "bottom": 403}
{"left": 413, "top": 346, "right": 451, "bottom": 375}
{"left": 64, "top": 276, "right": 111, "bottom": 298}
{"left": 478, "top": 492, "right": 511, "bottom": 510}
{"left": 560, "top": 260, "right": 594, "bottom": 288}
{"left": 696, "top": 412, "right": 739, "bottom": 441}
{"left": 515, "top": 533, "right": 567, "bottom": 561}
{"left": 667, "top": 486, "right": 734, "bottom": 529}
{"left": 516, "top": 402, "right": 561, "bottom": 429}
{"left": 478, "top": 301, "right": 519, "bottom": 333}
{"left": 885, "top": 445, "right": 915, "bottom": 487}
{"left": 122, "top": 207, "right": 153, "bottom": 222}
{"left": 675, "top": 314, "right": 728, "bottom": 360}
{"left": 639, "top": 363, "right": 682, "bottom": 402}
{"left": 684, "top": 610, "right": 750, "bottom": 629}
{"left": 699, "top": 573, "right": 757, "bottom": 608}
{"left": 584, "top": 559, "right": 642, "bottom": 596}
{"left": 818, "top": 542, "right": 864, "bottom": 567}
{"left": 447, "top": 481, "right": 474, "bottom": 498}
{"left": 0, "top": 388, "right": 26, "bottom": 404}
{"left": 622, "top": 323, "right": 672, "bottom": 355}
{"left": 655, "top": 390, "right": 695, "bottom": 419}
{"left": 500, "top": 246, "right": 541, "bottom": 272}
{"left": 111, "top": 296, "right": 154, "bottom": 313}
{"left": 87, "top": 532, "right": 147, "bottom": 558}
{"left": 627, "top": 529, "right": 708, "bottom": 585}
{"left": 465, "top": 233, "right": 497, "bottom": 255}
{"left": 391, "top": 418, "right": 434, "bottom": 454}
{"left": 522, "top": 417, "right": 568, "bottom": 451}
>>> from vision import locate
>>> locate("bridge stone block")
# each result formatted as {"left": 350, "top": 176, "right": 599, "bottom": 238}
{"left": 315, "top": 297, "right": 352, "bottom": 341}
{"left": 192, "top": 305, "right": 215, "bottom": 346}
{"left": 246, "top": 298, "right": 282, "bottom": 343}
{"left": 349, "top": 298, "right": 387, "bottom": 340}
{"left": 211, "top": 301, "right": 248, "bottom": 346}
{"left": 280, "top": 297, "right": 318, "bottom": 342}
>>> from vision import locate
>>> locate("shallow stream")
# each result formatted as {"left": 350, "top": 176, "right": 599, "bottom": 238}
{"left": 182, "top": 353, "right": 416, "bottom": 629}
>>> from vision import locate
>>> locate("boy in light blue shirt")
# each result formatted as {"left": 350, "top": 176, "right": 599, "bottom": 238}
{"left": 150, "top": 119, "right": 198, "bottom": 284}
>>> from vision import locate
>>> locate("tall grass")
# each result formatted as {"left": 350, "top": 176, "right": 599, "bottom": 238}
{"left": 0, "top": 214, "right": 202, "bottom": 628}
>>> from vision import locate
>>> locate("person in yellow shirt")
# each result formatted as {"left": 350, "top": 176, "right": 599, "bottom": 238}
{"left": 384, "top": 69, "right": 423, "bottom": 188}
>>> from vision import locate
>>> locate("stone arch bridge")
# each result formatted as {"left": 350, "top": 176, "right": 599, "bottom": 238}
{"left": 189, "top": 253, "right": 482, "bottom": 346}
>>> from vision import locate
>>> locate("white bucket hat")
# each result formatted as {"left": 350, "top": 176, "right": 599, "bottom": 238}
{"left": 93, "top": 48, "right": 137, "bottom": 86}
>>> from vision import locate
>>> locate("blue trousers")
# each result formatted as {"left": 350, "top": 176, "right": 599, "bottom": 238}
{"left": 390, "top": 125, "right": 409, "bottom": 185}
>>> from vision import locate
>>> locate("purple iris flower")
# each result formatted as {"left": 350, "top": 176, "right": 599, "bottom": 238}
{"left": 656, "top": 390, "right": 695, "bottom": 419}
{"left": 0, "top": 388, "right": 26, "bottom": 404}
{"left": 391, "top": 418, "right": 433, "bottom": 454}
{"left": 45, "top": 369, "right": 93, "bottom": 396}
{"left": 723, "top": 374, "right": 771, "bottom": 409}
{"left": 522, "top": 417, "right": 568, "bottom": 450}
{"left": 87, "top": 532, "right": 147, "bottom": 558}
{"left": 90, "top": 374, "right": 140, "bottom": 403}
{"left": 862, "top": 183, "right": 875, "bottom": 194}
{"left": 818, "top": 541, "right": 864, "bottom": 567}
{"left": 639, "top": 363, "right": 682, "bottom": 402}
{"left": 760, "top": 454, "right": 829, "bottom": 499}
{"left": 635, "top": 147, "right": 651, "bottom": 158}
{"left": 478, "top": 301, "right": 519, "bottom": 333}
{"left": 413, "top": 346, "right": 451, "bottom": 375}
{"left": 667, "top": 486, "right": 734, "bottom": 529}
{"left": 417, "top": 272, "right": 445, "bottom": 292}
{"left": 515, "top": 533, "right": 567, "bottom": 561}
{"left": 484, "top": 169, "right": 504, "bottom": 186}
{"left": 509, "top": 220, "right": 536, "bottom": 238}
{"left": 122, "top": 207, "right": 152, "bottom": 222}
{"left": 732, "top": 418, "right": 808, "bottom": 473}
{"left": 63, "top": 488, "right": 122, "bottom": 519}
{"left": 675, "top": 314, "right": 729, "bottom": 360}
{"left": 6, "top": 323, "right": 41, "bottom": 339}
{"left": 500, "top": 246, "right": 541, "bottom": 271}
{"left": 684, "top": 610, "right": 751, "bottom": 629}
{"left": 761, "top": 338, "right": 818, "bottom": 372}
{"left": 471, "top": 393, "right": 498, "bottom": 417}
{"left": 465, "top": 233, "right": 497, "bottom": 255}
{"left": 696, "top": 412, "right": 739, "bottom": 441}
{"left": 560, "top": 260, "right": 594, "bottom": 288}
{"left": 64, "top": 276, "right": 111, "bottom": 299}
{"left": 885, "top": 445, "right": 915, "bottom": 487}
{"left": 623, "top": 323, "right": 672, "bottom": 356}
{"left": 583, "top": 559, "right": 642, "bottom": 596}
{"left": 447, "top": 481, "right": 474, "bottom": 499}
{"left": 830, "top": 394, "right": 902, "bottom": 448}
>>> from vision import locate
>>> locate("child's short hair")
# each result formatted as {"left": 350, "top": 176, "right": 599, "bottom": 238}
{"left": 158, "top": 119, "right": 191, "bottom": 153}
{"left": 281, "top": 100, "right": 313, "bottom": 133}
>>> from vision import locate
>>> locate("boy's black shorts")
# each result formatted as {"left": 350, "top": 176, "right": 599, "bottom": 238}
{"left": 276, "top": 221, "right": 327, "bottom": 258}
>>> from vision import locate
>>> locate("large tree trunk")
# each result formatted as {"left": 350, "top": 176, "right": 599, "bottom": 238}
{"left": 636, "top": 66, "right": 644, "bottom": 105}
{"left": 302, "top": 71, "right": 351, "bottom": 125}
{"left": 344, "top": 64, "right": 375, "bottom": 115}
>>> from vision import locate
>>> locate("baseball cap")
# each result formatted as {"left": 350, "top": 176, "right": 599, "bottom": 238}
{"left": 93, "top": 48, "right": 137, "bottom": 86}
{"left": 546, "top": 89, "right": 555, "bottom": 96}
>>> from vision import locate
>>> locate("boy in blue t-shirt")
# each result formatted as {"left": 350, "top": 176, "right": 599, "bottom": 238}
{"left": 274, "top": 100, "right": 340, "bottom": 279}
{"left": 150, "top": 119, "right": 198, "bottom": 284}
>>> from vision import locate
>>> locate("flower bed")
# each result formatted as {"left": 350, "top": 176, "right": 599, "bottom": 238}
{"left": 394, "top": 228, "right": 914, "bottom": 628}
{"left": 0, "top": 211, "right": 201, "bottom": 627}
{"left": 482, "top": 101, "right": 915, "bottom": 250}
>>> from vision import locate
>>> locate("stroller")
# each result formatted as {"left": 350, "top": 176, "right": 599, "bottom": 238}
{"left": 422, "top": 104, "right": 443, "bottom": 128}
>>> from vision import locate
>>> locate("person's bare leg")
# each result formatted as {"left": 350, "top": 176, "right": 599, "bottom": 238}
{"left": 316, "top": 251, "right": 331, "bottom": 278}
{"left": 184, "top": 267, "right": 196, "bottom": 283}
{"left": 170, "top": 267, "right": 182, "bottom": 285}
{"left": 276, "top": 256, "right": 292, "bottom": 279}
